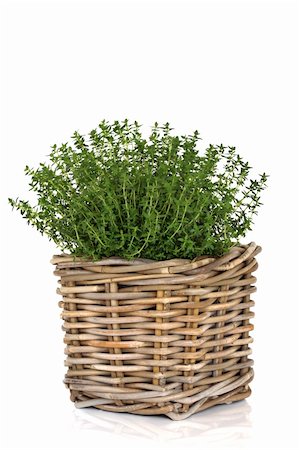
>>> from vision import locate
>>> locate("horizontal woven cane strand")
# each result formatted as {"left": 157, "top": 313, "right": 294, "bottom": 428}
{"left": 53, "top": 242, "right": 260, "bottom": 420}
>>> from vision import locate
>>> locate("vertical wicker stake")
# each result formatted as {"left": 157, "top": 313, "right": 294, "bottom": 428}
{"left": 54, "top": 243, "right": 260, "bottom": 420}
{"left": 240, "top": 271, "right": 254, "bottom": 378}
{"left": 213, "top": 285, "right": 229, "bottom": 379}
{"left": 153, "top": 290, "right": 164, "bottom": 386}
{"left": 105, "top": 282, "right": 123, "bottom": 406}
{"left": 64, "top": 281, "right": 83, "bottom": 402}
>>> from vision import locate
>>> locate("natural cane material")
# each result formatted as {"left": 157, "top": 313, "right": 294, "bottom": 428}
{"left": 53, "top": 242, "right": 260, "bottom": 420}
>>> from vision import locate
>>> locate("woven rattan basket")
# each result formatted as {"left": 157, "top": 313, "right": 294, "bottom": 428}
{"left": 52, "top": 241, "right": 260, "bottom": 420}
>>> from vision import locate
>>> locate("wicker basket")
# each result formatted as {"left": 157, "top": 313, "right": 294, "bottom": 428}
{"left": 52, "top": 242, "right": 260, "bottom": 420}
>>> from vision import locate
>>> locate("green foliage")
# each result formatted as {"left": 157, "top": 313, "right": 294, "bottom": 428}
{"left": 9, "top": 120, "right": 268, "bottom": 260}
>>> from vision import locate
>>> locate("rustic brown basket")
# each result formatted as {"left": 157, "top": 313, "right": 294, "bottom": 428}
{"left": 52, "top": 242, "right": 260, "bottom": 420}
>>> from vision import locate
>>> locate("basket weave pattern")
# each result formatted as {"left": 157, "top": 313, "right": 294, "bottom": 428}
{"left": 53, "top": 242, "right": 260, "bottom": 420}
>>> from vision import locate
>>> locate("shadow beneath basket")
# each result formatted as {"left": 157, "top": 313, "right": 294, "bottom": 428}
{"left": 73, "top": 400, "right": 252, "bottom": 443}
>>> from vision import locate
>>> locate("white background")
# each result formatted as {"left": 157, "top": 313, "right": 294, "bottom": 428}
{"left": 1, "top": 0, "right": 299, "bottom": 449}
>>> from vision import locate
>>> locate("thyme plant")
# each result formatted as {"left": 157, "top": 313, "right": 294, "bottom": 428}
{"left": 9, "top": 120, "right": 268, "bottom": 260}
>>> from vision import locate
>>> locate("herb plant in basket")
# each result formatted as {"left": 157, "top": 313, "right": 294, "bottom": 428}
{"left": 9, "top": 120, "right": 268, "bottom": 420}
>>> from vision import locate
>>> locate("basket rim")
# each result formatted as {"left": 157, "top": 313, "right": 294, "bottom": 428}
{"left": 51, "top": 242, "right": 261, "bottom": 279}
{"left": 51, "top": 242, "right": 261, "bottom": 264}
